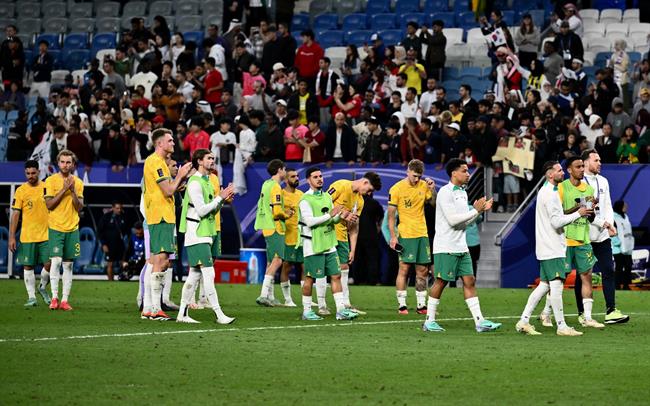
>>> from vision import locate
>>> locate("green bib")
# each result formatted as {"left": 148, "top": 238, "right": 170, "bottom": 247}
{"left": 299, "top": 191, "right": 337, "bottom": 254}
{"left": 560, "top": 179, "right": 594, "bottom": 244}
{"left": 254, "top": 179, "right": 283, "bottom": 231}
{"left": 179, "top": 175, "right": 217, "bottom": 237}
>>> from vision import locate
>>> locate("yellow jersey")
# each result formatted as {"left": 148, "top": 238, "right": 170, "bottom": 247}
{"left": 209, "top": 174, "right": 221, "bottom": 232}
{"left": 327, "top": 179, "right": 364, "bottom": 242}
{"left": 263, "top": 182, "right": 286, "bottom": 237}
{"left": 282, "top": 188, "right": 304, "bottom": 246}
{"left": 388, "top": 178, "right": 432, "bottom": 238}
{"left": 143, "top": 153, "right": 175, "bottom": 225}
{"left": 398, "top": 63, "right": 426, "bottom": 94}
{"left": 12, "top": 181, "right": 49, "bottom": 242}
{"left": 44, "top": 173, "right": 84, "bottom": 233}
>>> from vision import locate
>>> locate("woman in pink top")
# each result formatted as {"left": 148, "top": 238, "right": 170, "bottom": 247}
{"left": 242, "top": 62, "right": 267, "bottom": 97}
{"left": 179, "top": 116, "right": 211, "bottom": 156}
{"left": 284, "top": 110, "right": 309, "bottom": 161}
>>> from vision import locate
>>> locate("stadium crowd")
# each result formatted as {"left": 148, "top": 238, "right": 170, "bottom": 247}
{"left": 1, "top": 2, "right": 650, "bottom": 212}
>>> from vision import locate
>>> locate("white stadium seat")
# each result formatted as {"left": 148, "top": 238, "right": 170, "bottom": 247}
{"left": 629, "top": 22, "right": 650, "bottom": 35}
{"left": 443, "top": 28, "right": 464, "bottom": 45}
{"left": 583, "top": 23, "right": 606, "bottom": 37}
{"left": 588, "top": 43, "right": 611, "bottom": 53}
{"left": 599, "top": 9, "right": 622, "bottom": 25}
{"left": 466, "top": 27, "right": 484, "bottom": 45}
{"left": 51, "top": 70, "right": 70, "bottom": 85}
{"left": 606, "top": 22, "right": 629, "bottom": 35}
{"left": 623, "top": 9, "right": 640, "bottom": 23}
{"left": 580, "top": 9, "right": 599, "bottom": 24}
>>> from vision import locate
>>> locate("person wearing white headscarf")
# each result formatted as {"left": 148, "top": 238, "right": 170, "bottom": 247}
{"left": 551, "top": 3, "right": 583, "bottom": 36}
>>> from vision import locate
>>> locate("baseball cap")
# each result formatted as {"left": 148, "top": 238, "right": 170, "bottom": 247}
{"left": 447, "top": 122, "right": 461, "bottom": 132}
{"left": 272, "top": 62, "right": 285, "bottom": 71}
{"left": 276, "top": 99, "right": 287, "bottom": 106}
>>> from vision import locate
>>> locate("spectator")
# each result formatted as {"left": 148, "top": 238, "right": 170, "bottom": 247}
{"left": 233, "top": 115, "right": 257, "bottom": 194}
{"left": 553, "top": 20, "right": 584, "bottom": 69}
{"left": 542, "top": 41, "right": 563, "bottom": 86}
{"left": 284, "top": 109, "right": 309, "bottom": 161}
{"left": 122, "top": 222, "right": 146, "bottom": 281}
{"left": 276, "top": 23, "right": 297, "bottom": 69}
{"left": 480, "top": 10, "right": 515, "bottom": 62}
{"left": 577, "top": 113, "right": 603, "bottom": 149}
{"left": 204, "top": 57, "right": 224, "bottom": 106}
{"left": 617, "top": 125, "right": 640, "bottom": 163}
{"left": 361, "top": 117, "right": 388, "bottom": 164}
{"left": 99, "top": 123, "right": 128, "bottom": 171}
{"left": 419, "top": 77, "right": 438, "bottom": 116}
{"left": 632, "top": 59, "right": 650, "bottom": 105}
{"left": 30, "top": 40, "right": 53, "bottom": 98}
{"left": 261, "top": 26, "right": 280, "bottom": 77}
{"left": 632, "top": 88, "right": 650, "bottom": 124}
{"left": 180, "top": 116, "right": 211, "bottom": 156}
{"left": 609, "top": 40, "right": 631, "bottom": 110}
{"left": 152, "top": 16, "right": 171, "bottom": 46}
{"left": 612, "top": 200, "right": 634, "bottom": 290}
{"left": 401, "top": 22, "right": 422, "bottom": 60}
{"left": 398, "top": 52, "right": 426, "bottom": 95}
{"left": 275, "top": 0, "right": 296, "bottom": 33}
{"left": 303, "top": 117, "right": 326, "bottom": 163}
{"left": 342, "top": 45, "right": 362, "bottom": 85}
{"left": 254, "top": 113, "right": 284, "bottom": 161}
{"left": 315, "top": 57, "right": 340, "bottom": 125}
{"left": 242, "top": 61, "right": 266, "bottom": 97}
{"left": 102, "top": 60, "right": 127, "bottom": 97}
{"left": 176, "top": 71, "right": 195, "bottom": 103}
{"left": 65, "top": 124, "right": 94, "bottom": 171}
{"left": 514, "top": 13, "right": 540, "bottom": 70}
{"left": 458, "top": 84, "right": 478, "bottom": 117}
{"left": 606, "top": 98, "right": 632, "bottom": 139}
{"left": 594, "top": 68, "right": 620, "bottom": 120}
{"left": 244, "top": 0, "right": 267, "bottom": 34}
{"left": 400, "top": 87, "right": 421, "bottom": 121}
{"left": 401, "top": 117, "right": 426, "bottom": 163}
{"left": 551, "top": 3, "right": 583, "bottom": 36}
{"left": 332, "top": 83, "right": 363, "bottom": 122}
{"left": 0, "top": 30, "right": 24, "bottom": 86}
{"left": 98, "top": 201, "right": 128, "bottom": 281}
{"left": 595, "top": 123, "right": 618, "bottom": 164}
{"left": 439, "top": 122, "right": 466, "bottom": 167}
{"left": 287, "top": 78, "right": 318, "bottom": 125}
{"left": 294, "top": 30, "right": 324, "bottom": 88}
{"left": 244, "top": 80, "right": 274, "bottom": 113}
{"left": 232, "top": 42, "right": 256, "bottom": 85}
{"left": 211, "top": 118, "right": 237, "bottom": 165}
{"left": 325, "top": 112, "right": 357, "bottom": 165}
{"left": 214, "top": 89, "right": 238, "bottom": 122}
{"left": 420, "top": 20, "right": 446, "bottom": 80}
{"left": 1, "top": 81, "right": 25, "bottom": 112}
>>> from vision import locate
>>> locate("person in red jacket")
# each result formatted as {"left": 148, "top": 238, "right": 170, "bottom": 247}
{"left": 179, "top": 116, "right": 211, "bottom": 156}
{"left": 203, "top": 57, "right": 224, "bottom": 106}
{"left": 294, "top": 29, "right": 324, "bottom": 90}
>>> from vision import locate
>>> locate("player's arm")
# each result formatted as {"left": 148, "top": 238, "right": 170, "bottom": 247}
{"left": 8, "top": 209, "right": 20, "bottom": 252}
{"left": 439, "top": 190, "right": 481, "bottom": 227}
{"left": 45, "top": 178, "right": 71, "bottom": 210}
{"left": 547, "top": 195, "right": 590, "bottom": 228}
{"left": 387, "top": 204, "right": 398, "bottom": 249}
{"left": 70, "top": 181, "right": 84, "bottom": 212}
{"left": 348, "top": 220, "right": 359, "bottom": 260}
{"left": 158, "top": 162, "right": 192, "bottom": 198}
{"left": 299, "top": 199, "right": 341, "bottom": 227}
{"left": 424, "top": 178, "right": 437, "bottom": 207}
{"left": 271, "top": 185, "right": 291, "bottom": 220}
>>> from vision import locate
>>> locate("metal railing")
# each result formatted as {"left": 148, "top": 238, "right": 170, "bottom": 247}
{"left": 494, "top": 175, "right": 546, "bottom": 246}
{"left": 467, "top": 166, "right": 485, "bottom": 204}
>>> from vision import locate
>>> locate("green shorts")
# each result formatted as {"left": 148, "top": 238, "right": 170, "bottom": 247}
{"left": 399, "top": 237, "right": 431, "bottom": 265}
{"left": 566, "top": 245, "right": 597, "bottom": 274}
{"left": 265, "top": 232, "right": 285, "bottom": 262}
{"left": 433, "top": 252, "right": 473, "bottom": 282}
{"left": 304, "top": 252, "right": 340, "bottom": 279}
{"left": 212, "top": 232, "right": 221, "bottom": 259}
{"left": 336, "top": 240, "right": 350, "bottom": 265}
{"left": 149, "top": 222, "right": 177, "bottom": 255}
{"left": 17, "top": 241, "right": 50, "bottom": 267}
{"left": 284, "top": 244, "right": 304, "bottom": 263}
{"left": 48, "top": 229, "right": 80, "bottom": 259}
{"left": 540, "top": 258, "right": 571, "bottom": 281}
{"left": 186, "top": 243, "right": 213, "bottom": 268}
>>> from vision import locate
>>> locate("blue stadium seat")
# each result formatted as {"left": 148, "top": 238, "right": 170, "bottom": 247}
{"left": 76, "top": 227, "right": 96, "bottom": 271}
{"left": 378, "top": 29, "right": 403, "bottom": 46}
{"left": 443, "top": 66, "right": 459, "bottom": 80}
{"left": 34, "top": 33, "right": 60, "bottom": 51}
{"left": 594, "top": 0, "right": 625, "bottom": 10}
{"left": 583, "top": 66, "right": 598, "bottom": 77}
{"left": 501, "top": 10, "right": 515, "bottom": 26}
{"left": 0, "top": 226, "right": 8, "bottom": 270}
{"left": 629, "top": 51, "right": 642, "bottom": 66}
{"left": 91, "top": 33, "right": 117, "bottom": 59}
{"left": 63, "top": 49, "right": 90, "bottom": 71}
{"left": 64, "top": 33, "right": 89, "bottom": 50}
{"left": 464, "top": 79, "right": 483, "bottom": 93}
{"left": 23, "top": 49, "right": 33, "bottom": 69}
{"left": 342, "top": 13, "right": 367, "bottom": 31}
{"left": 395, "top": 0, "right": 420, "bottom": 14}
{"left": 346, "top": 30, "right": 372, "bottom": 47}
{"left": 318, "top": 30, "right": 344, "bottom": 48}
{"left": 365, "top": 0, "right": 390, "bottom": 14}
{"left": 370, "top": 13, "right": 396, "bottom": 30}
{"left": 291, "top": 14, "right": 310, "bottom": 32}
{"left": 7, "top": 110, "right": 18, "bottom": 122}
{"left": 595, "top": 51, "right": 612, "bottom": 66}
{"left": 453, "top": 0, "right": 470, "bottom": 12}
{"left": 399, "top": 12, "right": 426, "bottom": 28}
{"left": 314, "top": 13, "right": 339, "bottom": 31}
{"left": 49, "top": 50, "right": 62, "bottom": 69}
{"left": 513, "top": 0, "right": 539, "bottom": 12}
{"left": 459, "top": 66, "right": 482, "bottom": 79}
{"left": 517, "top": 9, "right": 545, "bottom": 28}
{"left": 293, "top": 31, "right": 304, "bottom": 45}
{"left": 430, "top": 12, "right": 454, "bottom": 28}
{"left": 423, "top": 0, "right": 449, "bottom": 14}
{"left": 0, "top": 111, "right": 6, "bottom": 123}
{"left": 456, "top": 11, "right": 476, "bottom": 27}
{"left": 183, "top": 31, "right": 205, "bottom": 46}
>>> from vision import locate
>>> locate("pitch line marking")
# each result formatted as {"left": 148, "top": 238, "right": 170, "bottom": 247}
{"left": 0, "top": 312, "right": 644, "bottom": 344}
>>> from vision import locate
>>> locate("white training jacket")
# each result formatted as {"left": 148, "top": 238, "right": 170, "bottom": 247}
{"left": 433, "top": 182, "right": 480, "bottom": 254}
{"left": 535, "top": 181, "right": 582, "bottom": 260}
{"left": 584, "top": 171, "right": 614, "bottom": 243}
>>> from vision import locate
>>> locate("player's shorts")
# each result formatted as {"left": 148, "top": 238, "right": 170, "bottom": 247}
{"left": 304, "top": 252, "right": 340, "bottom": 279}
{"left": 186, "top": 243, "right": 213, "bottom": 268}
{"left": 48, "top": 228, "right": 80, "bottom": 259}
{"left": 540, "top": 258, "right": 571, "bottom": 281}
{"left": 503, "top": 174, "right": 520, "bottom": 194}
{"left": 212, "top": 232, "right": 221, "bottom": 259}
{"left": 336, "top": 240, "right": 350, "bottom": 265}
{"left": 566, "top": 244, "right": 597, "bottom": 274}
{"left": 284, "top": 244, "right": 304, "bottom": 263}
{"left": 148, "top": 222, "right": 177, "bottom": 255}
{"left": 144, "top": 228, "right": 176, "bottom": 260}
{"left": 16, "top": 241, "right": 49, "bottom": 267}
{"left": 264, "top": 232, "right": 285, "bottom": 262}
{"left": 433, "top": 252, "right": 473, "bottom": 282}
{"left": 399, "top": 237, "right": 431, "bottom": 265}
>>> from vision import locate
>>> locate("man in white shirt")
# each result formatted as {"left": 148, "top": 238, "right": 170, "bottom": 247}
{"left": 419, "top": 78, "right": 437, "bottom": 115}
{"left": 579, "top": 150, "right": 629, "bottom": 324}
{"left": 423, "top": 158, "right": 501, "bottom": 333}
{"left": 516, "top": 161, "right": 588, "bottom": 336}
{"left": 400, "top": 87, "right": 421, "bottom": 121}
{"left": 176, "top": 71, "right": 195, "bottom": 103}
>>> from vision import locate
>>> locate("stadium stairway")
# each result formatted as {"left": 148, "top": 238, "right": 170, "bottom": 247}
{"left": 476, "top": 218, "right": 505, "bottom": 288}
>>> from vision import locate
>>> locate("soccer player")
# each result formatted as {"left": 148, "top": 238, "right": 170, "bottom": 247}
{"left": 326, "top": 172, "right": 382, "bottom": 315}
{"left": 299, "top": 167, "right": 358, "bottom": 321}
{"left": 255, "top": 159, "right": 293, "bottom": 307}
{"left": 388, "top": 160, "right": 436, "bottom": 315}
{"left": 280, "top": 168, "right": 304, "bottom": 307}
{"left": 423, "top": 159, "right": 501, "bottom": 332}
{"left": 45, "top": 150, "right": 84, "bottom": 311}
{"left": 142, "top": 129, "right": 192, "bottom": 320}
{"left": 177, "top": 149, "right": 235, "bottom": 324}
{"left": 555, "top": 155, "right": 605, "bottom": 328}
{"left": 9, "top": 160, "right": 51, "bottom": 307}
{"left": 516, "top": 161, "right": 587, "bottom": 336}
{"left": 580, "top": 149, "right": 629, "bottom": 324}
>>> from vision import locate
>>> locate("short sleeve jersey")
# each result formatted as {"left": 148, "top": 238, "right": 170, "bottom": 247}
{"left": 327, "top": 179, "right": 365, "bottom": 242}
{"left": 12, "top": 181, "right": 48, "bottom": 242}
{"left": 143, "top": 153, "right": 175, "bottom": 225}
{"left": 282, "top": 188, "right": 304, "bottom": 246}
{"left": 44, "top": 174, "right": 84, "bottom": 233}
{"left": 263, "top": 181, "right": 286, "bottom": 237}
{"left": 209, "top": 174, "right": 222, "bottom": 232}
{"left": 388, "top": 178, "right": 432, "bottom": 238}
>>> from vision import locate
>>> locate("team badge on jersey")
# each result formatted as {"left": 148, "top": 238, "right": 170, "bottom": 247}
{"left": 157, "top": 168, "right": 164, "bottom": 177}
{"left": 328, "top": 188, "right": 336, "bottom": 195}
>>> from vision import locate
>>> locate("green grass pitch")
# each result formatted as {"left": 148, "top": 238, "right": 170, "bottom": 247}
{"left": 1, "top": 280, "right": 649, "bottom": 404}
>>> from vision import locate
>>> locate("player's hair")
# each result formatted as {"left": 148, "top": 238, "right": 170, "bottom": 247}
{"left": 267, "top": 159, "right": 285, "bottom": 176}
{"left": 407, "top": 159, "right": 424, "bottom": 174}
{"left": 305, "top": 166, "right": 321, "bottom": 178}
{"left": 133, "top": 221, "right": 143, "bottom": 229}
{"left": 57, "top": 149, "right": 77, "bottom": 164}
{"left": 24, "top": 160, "right": 39, "bottom": 170}
{"left": 445, "top": 158, "right": 466, "bottom": 177}
{"left": 580, "top": 148, "right": 598, "bottom": 162}
{"left": 363, "top": 171, "right": 382, "bottom": 191}
{"left": 152, "top": 128, "right": 171, "bottom": 144}
{"left": 542, "top": 160, "right": 559, "bottom": 175}
{"left": 111, "top": 199, "right": 121, "bottom": 206}
{"left": 191, "top": 148, "right": 212, "bottom": 170}
{"left": 566, "top": 155, "right": 582, "bottom": 169}
{"left": 286, "top": 167, "right": 297, "bottom": 174}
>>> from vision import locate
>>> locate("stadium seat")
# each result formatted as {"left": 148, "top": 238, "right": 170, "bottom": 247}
{"left": 518, "top": 10, "right": 544, "bottom": 28}
{"left": 202, "top": 0, "right": 224, "bottom": 15}
{"left": 150, "top": 1, "right": 173, "bottom": 16}
{"left": 430, "top": 12, "right": 454, "bottom": 28}
{"left": 123, "top": 1, "right": 147, "bottom": 17}
{"left": 584, "top": 23, "right": 606, "bottom": 37}
{"left": 292, "top": 31, "right": 303, "bottom": 45}
{"left": 623, "top": 8, "right": 640, "bottom": 22}
{"left": 459, "top": 66, "right": 482, "bottom": 79}
{"left": 0, "top": 226, "right": 8, "bottom": 269}
{"left": 325, "top": 46, "right": 346, "bottom": 66}
{"left": 69, "top": 3, "right": 93, "bottom": 18}
{"left": 43, "top": 17, "right": 68, "bottom": 33}
{"left": 122, "top": 16, "right": 143, "bottom": 30}
{"left": 513, "top": 0, "right": 538, "bottom": 12}
{"left": 64, "top": 33, "right": 89, "bottom": 50}
{"left": 202, "top": 14, "right": 221, "bottom": 28}
{"left": 50, "top": 69, "right": 69, "bottom": 85}
{"left": 34, "top": 33, "right": 61, "bottom": 50}
{"left": 176, "top": 1, "right": 200, "bottom": 15}
{"left": 595, "top": 51, "right": 613, "bottom": 66}
{"left": 314, "top": 14, "right": 339, "bottom": 31}
{"left": 443, "top": 66, "right": 459, "bottom": 80}
{"left": 399, "top": 13, "right": 426, "bottom": 28}
{"left": 365, "top": 0, "right": 390, "bottom": 14}
{"left": 0, "top": 4, "right": 15, "bottom": 18}
{"left": 342, "top": 13, "right": 367, "bottom": 31}
{"left": 95, "top": 2, "right": 120, "bottom": 18}
{"left": 580, "top": 9, "right": 599, "bottom": 23}
{"left": 606, "top": 22, "right": 629, "bottom": 35}
{"left": 23, "top": 49, "right": 34, "bottom": 68}
{"left": 370, "top": 13, "right": 395, "bottom": 30}
{"left": 0, "top": 18, "right": 16, "bottom": 31}
{"left": 466, "top": 27, "right": 483, "bottom": 43}
{"left": 423, "top": 0, "right": 448, "bottom": 14}
{"left": 395, "top": 0, "right": 420, "bottom": 15}
{"left": 76, "top": 227, "right": 97, "bottom": 271}
{"left": 6, "top": 110, "right": 18, "bottom": 123}
{"left": 599, "top": 9, "right": 622, "bottom": 24}
{"left": 443, "top": 28, "right": 463, "bottom": 44}
{"left": 335, "top": 0, "right": 361, "bottom": 17}
{"left": 42, "top": 2, "right": 67, "bottom": 18}
{"left": 629, "top": 51, "right": 642, "bottom": 66}
{"left": 456, "top": 11, "right": 476, "bottom": 28}
{"left": 453, "top": 0, "right": 470, "bottom": 12}
{"left": 346, "top": 30, "right": 371, "bottom": 47}
{"left": 318, "top": 30, "right": 344, "bottom": 48}
{"left": 309, "top": 0, "right": 333, "bottom": 21}
{"left": 18, "top": 3, "right": 40, "bottom": 18}
{"left": 378, "top": 29, "right": 402, "bottom": 46}
{"left": 70, "top": 18, "right": 95, "bottom": 33}
{"left": 91, "top": 33, "right": 117, "bottom": 57}
{"left": 63, "top": 49, "right": 90, "bottom": 71}
{"left": 17, "top": 18, "right": 41, "bottom": 35}
{"left": 501, "top": 10, "right": 515, "bottom": 26}
{"left": 94, "top": 49, "right": 115, "bottom": 63}
{"left": 96, "top": 17, "right": 121, "bottom": 33}
{"left": 150, "top": 15, "right": 175, "bottom": 31}
{"left": 291, "top": 14, "right": 310, "bottom": 32}
{"left": 445, "top": 44, "right": 470, "bottom": 67}
{"left": 182, "top": 31, "right": 204, "bottom": 46}
{"left": 176, "top": 15, "right": 202, "bottom": 32}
